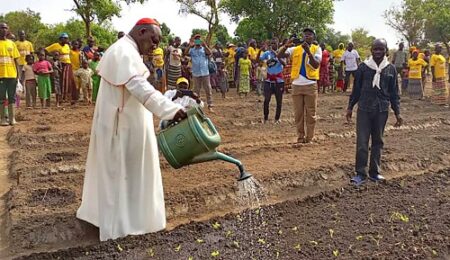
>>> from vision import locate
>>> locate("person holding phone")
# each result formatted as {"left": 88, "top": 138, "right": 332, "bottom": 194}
{"left": 278, "top": 28, "right": 322, "bottom": 146}
{"left": 185, "top": 34, "right": 213, "bottom": 111}
{"left": 160, "top": 77, "right": 204, "bottom": 129}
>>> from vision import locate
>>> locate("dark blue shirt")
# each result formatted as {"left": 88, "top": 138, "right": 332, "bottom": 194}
{"left": 348, "top": 63, "right": 400, "bottom": 115}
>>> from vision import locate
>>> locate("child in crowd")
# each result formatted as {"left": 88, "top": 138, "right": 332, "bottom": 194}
{"left": 401, "top": 63, "right": 409, "bottom": 95}
{"left": 51, "top": 52, "right": 62, "bottom": 107}
{"left": 21, "top": 54, "right": 37, "bottom": 108}
{"left": 256, "top": 61, "right": 267, "bottom": 96}
{"left": 74, "top": 60, "right": 93, "bottom": 104}
{"left": 218, "top": 63, "right": 228, "bottom": 99}
{"left": 238, "top": 49, "right": 251, "bottom": 97}
{"left": 32, "top": 51, "right": 53, "bottom": 108}
{"left": 160, "top": 77, "right": 203, "bottom": 129}
{"left": 152, "top": 47, "right": 165, "bottom": 93}
{"left": 89, "top": 52, "right": 101, "bottom": 103}
{"left": 181, "top": 58, "right": 192, "bottom": 85}
{"left": 328, "top": 57, "right": 335, "bottom": 92}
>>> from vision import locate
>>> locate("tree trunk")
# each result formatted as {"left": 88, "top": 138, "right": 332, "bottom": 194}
{"left": 85, "top": 20, "right": 92, "bottom": 38}
{"left": 444, "top": 42, "right": 450, "bottom": 57}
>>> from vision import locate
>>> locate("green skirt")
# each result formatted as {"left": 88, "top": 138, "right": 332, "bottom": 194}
{"left": 239, "top": 74, "right": 250, "bottom": 93}
{"left": 92, "top": 75, "right": 101, "bottom": 102}
{"left": 37, "top": 75, "right": 52, "bottom": 100}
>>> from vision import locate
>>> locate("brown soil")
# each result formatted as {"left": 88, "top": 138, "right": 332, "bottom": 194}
{"left": 18, "top": 169, "right": 450, "bottom": 260}
{"left": 1, "top": 82, "right": 450, "bottom": 259}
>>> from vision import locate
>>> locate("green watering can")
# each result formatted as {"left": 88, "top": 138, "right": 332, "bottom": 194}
{"left": 157, "top": 106, "right": 252, "bottom": 181}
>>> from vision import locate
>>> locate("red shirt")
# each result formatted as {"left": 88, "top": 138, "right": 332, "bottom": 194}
{"left": 32, "top": 60, "right": 52, "bottom": 74}
{"left": 321, "top": 50, "right": 330, "bottom": 68}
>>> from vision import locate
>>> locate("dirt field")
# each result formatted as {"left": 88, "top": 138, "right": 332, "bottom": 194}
{"left": 1, "top": 82, "right": 450, "bottom": 259}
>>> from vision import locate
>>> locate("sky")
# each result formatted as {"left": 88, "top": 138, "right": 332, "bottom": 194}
{"left": 1, "top": 0, "right": 403, "bottom": 46}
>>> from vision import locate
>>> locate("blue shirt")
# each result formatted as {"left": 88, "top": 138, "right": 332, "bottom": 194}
{"left": 260, "top": 50, "right": 284, "bottom": 82}
{"left": 189, "top": 47, "right": 209, "bottom": 77}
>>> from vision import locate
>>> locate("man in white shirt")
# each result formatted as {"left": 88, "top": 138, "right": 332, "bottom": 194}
{"left": 278, "top": 28, "right": 322, "bottom": 146}
{"left": 76, "top": 18, "right": 187, "bottom": 241}
{"left": 341, "top": 42, "right": 360, "bottom": 92}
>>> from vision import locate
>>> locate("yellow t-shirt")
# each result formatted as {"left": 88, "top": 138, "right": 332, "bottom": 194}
{"left": 15, "top": 40, "right": 34, "bottom": 66}
{"left": 225, "top": 48, "right": 235, "bottom": 65}
{"left": 239, "top": 58, "right": 251, "bottom": 76}
{"left": 333, "top": 49, "right": 345, "bottom": 63}
{"left": 408, "top": 58, "right": 427, "bottom": 79}
{"left": 70, "top": 50, "right": 81, "bottom": 70}
{"left": 152, "top": 47, "right": 164, "bottom": 68}
{"left": 0, "top": 40, "right": 20, "bottom": 78}
{"left": 248, "top": 46, "right": 257, "bottom": 60}
{"left": 45, "top": 43, "right": 71, "bottom": 64}
{"left": 430, "top": 54, "right": 446, "bottom": 79}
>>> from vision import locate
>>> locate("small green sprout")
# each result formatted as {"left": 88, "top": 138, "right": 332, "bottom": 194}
{"left": 211, "top": 250, "right": 220, "bottom": 257}
{"left": 212, "top": 222, "right": 221, "bottom": 229}
{"left": 174, "top": 245, "right": 181, "bottom": 252}
{"left": 309, "top": 241, "right": 318, "bottom": 246}
{"left": 333, "top": 249, "right": 339, "bottom": 257}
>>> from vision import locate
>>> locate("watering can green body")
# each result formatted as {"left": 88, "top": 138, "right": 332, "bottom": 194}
{"left": 157, "top": 106, "right": 251, "bottom": 181}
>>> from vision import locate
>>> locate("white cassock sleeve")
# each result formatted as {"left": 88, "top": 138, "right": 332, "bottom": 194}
{"left": 125, "top": 75, "right": 183, "bottom": 120}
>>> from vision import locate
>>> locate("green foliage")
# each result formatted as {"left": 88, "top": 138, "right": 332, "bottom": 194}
{"left": 222, "top": 0, "right": 335, "bottom": 40}
{"left": 0, "top": 9, "right": 46, "bottom": 42}
{"left": 423, "top": 0, "right": 450, "bottom": 53}
{"left": 177, "top": 0, "right": 221, "bottom": 45}
{"left": 160, "top": 22, "right": 175, "bottom": 46}
{"left": 35, "top": 19, "right": 116, "bottom": 49}
{"left": 215, "top": 25, "right": 232, "bottom": 45}
{"left": 71, "top": 0, "right": 147, "bottom": 37}
{"left": 351, "top": 28, "right": 375, "bottom": 59}
{"left": 234, "top": 18, "right": 269, "bottom": 42}
{"left": 319, "top": 28, "right": 351, "bottom": 49}
{"left": 383, "top": 0, "right": 450, "bottom": 51}
{"left": 0, "top": 9, "right": 117, "bottom": 50}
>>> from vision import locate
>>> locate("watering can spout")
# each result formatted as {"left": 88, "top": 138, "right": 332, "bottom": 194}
{"left": 189, "top": 151, "right": 252, "bottom": 181}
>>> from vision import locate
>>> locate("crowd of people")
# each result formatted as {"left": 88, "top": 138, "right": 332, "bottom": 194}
{"left": 1, "top": 15, "right": 449, "bottom": 242}
{"left": 1, "top": 21, "right": 449, "bottom": 126}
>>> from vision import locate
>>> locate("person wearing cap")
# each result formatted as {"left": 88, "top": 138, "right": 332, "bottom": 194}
{"left": 0, "top": 22, "right": 21, "bottom": 126}
{"left": 341, "top": 42, "right": 361, "bottom": 92}
{"left": 160, "top": 77, "right": 203, "bottom": 129}
{"left": 45, "top": 32, "right": 77, "bottom": 103}
{"left": 76, "top": 18, "right": 187, "bottom": 241}
{"left": 185, "top": 34, "right": 213, "bottom": 110}
{"left": 15, "top": 30, "right": 34, "bottom": 73}
{"left": 346, "top": 39, "right": 402, "bottom": 186}
{"left": 278, "top": 28, "right": 322, "bottom": 146}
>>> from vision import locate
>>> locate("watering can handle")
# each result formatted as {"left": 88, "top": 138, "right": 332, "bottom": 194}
{"left": 204, "top": 118, "right": 218, "bottom": 136}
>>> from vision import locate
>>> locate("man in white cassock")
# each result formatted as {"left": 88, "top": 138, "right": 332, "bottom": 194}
{"left": 76, "top": 18, "right": 187, "bottom": 241}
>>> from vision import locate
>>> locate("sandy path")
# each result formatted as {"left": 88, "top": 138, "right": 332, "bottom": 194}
{"left": 0, "top": 127, "right": 12, "bottom": 259}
